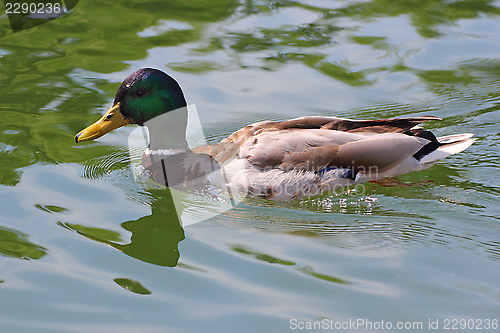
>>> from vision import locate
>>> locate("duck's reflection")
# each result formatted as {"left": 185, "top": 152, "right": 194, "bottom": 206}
{"left": 63, "top": 162, "right": 482, "bottom": 267}
{"left": 0, "top": 226, "right": 47, "bottom": 260}
{"left": 116, "top": 191, "right": 185, "bottom": 267}
{"left": 63, "top": 189, "right": 184, "bottom": 267}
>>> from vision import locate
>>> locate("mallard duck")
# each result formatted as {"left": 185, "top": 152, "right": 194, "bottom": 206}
{"left": 75, "top": 68, "right": 475, "bottom": 201}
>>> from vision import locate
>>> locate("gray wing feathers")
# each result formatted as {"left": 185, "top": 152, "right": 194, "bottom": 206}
{"left": 238, "top": 129, "right": 428, "bottom": 172}
{"left": 332, "top": 134, "right": 428, "bottom": 172}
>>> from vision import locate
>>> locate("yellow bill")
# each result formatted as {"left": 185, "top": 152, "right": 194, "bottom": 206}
{"left": 75, "top": 103, "right": 130, "bottom": 143}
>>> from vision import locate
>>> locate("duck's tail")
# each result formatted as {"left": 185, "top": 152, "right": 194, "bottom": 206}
{"left": 419, "top": 133, "right": 475, "bottom": 164}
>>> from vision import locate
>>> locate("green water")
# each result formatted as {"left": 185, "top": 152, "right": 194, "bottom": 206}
{"left": 1, "top": 0, "right": 500, "bottom": 332}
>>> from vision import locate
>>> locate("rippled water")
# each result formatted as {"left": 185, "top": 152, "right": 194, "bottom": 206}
{"left": 0, "top": 0, "right": 499, "bottom": 332}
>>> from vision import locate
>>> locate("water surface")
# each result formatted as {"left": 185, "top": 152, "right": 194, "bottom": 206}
{"left": 0, "top": 0, "right": 499, "bottom": 332}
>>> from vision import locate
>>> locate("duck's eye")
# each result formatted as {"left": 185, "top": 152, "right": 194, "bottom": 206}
{"left": 136, "top": 89, "right": 146, "bottom": 97}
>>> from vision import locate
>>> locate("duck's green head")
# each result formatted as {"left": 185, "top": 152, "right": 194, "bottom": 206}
{"left": 75, "top": 68, "right": 186, "bottom": 143}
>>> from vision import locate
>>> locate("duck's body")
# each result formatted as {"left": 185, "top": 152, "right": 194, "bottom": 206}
{"left": 75, "top": 68, "right": 475, "bottom": 201}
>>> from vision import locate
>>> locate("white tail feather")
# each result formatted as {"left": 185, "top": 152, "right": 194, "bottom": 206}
{"left": 437, "top": 133, "right": 474, "bottom": 145}
{"left": 420, "top": 135, "right": 475, "bottom": 164}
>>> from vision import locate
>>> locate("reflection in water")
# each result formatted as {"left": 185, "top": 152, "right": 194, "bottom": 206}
{"left": 62, "top": 190, "right": 184, "bottom": 267}
{"left": 219, "top": 201, "right": 436, "bottom": 246}
{"left": 35, "top": 203, "right": 71, "bottom": 214}
{"left": 231, "top": 244, "right": 353, "bottom": 285}
{"left": 114, "top": 278, "right": 152, "bottom": 295}
{"left": 0, "top": 226, "right": 47, "bottom": 260}
{"left": 0, "top": 0, "right": 498, "bottom": 328}
{"left": 71, "top": 151, "right": 500, "bottom": 262}
{"left": 0, "top": 0, "right": 240, "bottom": 186}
